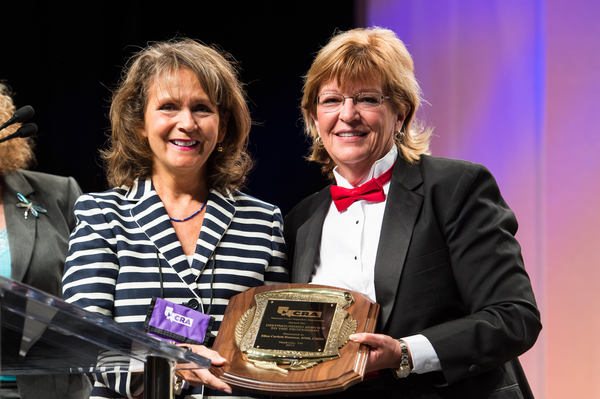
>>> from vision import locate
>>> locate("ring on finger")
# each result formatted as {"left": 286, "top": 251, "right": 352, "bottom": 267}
{"left": 174, "top": 375, "right": 185, "bottom": 391}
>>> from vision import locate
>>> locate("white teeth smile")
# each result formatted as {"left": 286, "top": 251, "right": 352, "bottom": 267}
{"left": 171, "top": 140, "right": 198, "bottom": 147}
{"left": 337, "top": 132, "right": 366, "bottom": 137}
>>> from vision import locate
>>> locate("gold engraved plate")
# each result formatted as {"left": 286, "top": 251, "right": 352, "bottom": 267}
{"left": 235, "top": 288, "right": 357, "bottom": 373}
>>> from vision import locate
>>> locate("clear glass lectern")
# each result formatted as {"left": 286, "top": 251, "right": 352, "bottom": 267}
{"left": 0, "top": 276, "right": 210, "bottom": 398}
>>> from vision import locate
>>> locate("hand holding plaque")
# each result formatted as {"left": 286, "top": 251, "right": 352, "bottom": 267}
{"left": 211, "top": 284, "right": 380, "bottom": 396}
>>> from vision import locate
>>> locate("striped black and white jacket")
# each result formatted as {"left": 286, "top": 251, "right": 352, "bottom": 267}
{"left": 63, "top": 178, "right": 288, "bottom": 399}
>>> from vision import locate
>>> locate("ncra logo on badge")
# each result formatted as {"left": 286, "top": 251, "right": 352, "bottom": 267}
{"left": 165, "top": 305, "right": 194, "bottom": 327}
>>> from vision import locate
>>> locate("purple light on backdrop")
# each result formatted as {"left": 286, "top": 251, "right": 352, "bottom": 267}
{"left": 363, "top": 0, "right": 600, "bottom": 398}
{"left": 360, "top": 1, "right": 549, "bottom": 397}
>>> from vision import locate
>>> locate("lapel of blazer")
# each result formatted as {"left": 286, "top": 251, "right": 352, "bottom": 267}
{"left": 128, "top": 178, "right": 201, "bottom": 297}
{"left": 291, "top": 188, "right": 332, "bottom": 284}
{"left": 374, "top": 157, "right": 424, "bottom": 331}
{"left": 192, "top": 189, "right": 235, "bottom": 279}
{"left": 2, "top": 171, "right": 36, "bottom": 282}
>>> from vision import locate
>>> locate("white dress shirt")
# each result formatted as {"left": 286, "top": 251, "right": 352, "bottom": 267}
{"left": 310, "top": 145, "right": 441, "bottom": 375}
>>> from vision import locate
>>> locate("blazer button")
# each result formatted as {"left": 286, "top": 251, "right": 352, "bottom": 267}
{"left": 186, "top": 298, "right": 200, "bottom": 310}
{"left": 469, "top": 364, "right": 481, "bottom": 374}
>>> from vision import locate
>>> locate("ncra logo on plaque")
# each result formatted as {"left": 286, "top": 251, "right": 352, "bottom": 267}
{"left": 277, "top": 306, "right": 323, "bottom": 318}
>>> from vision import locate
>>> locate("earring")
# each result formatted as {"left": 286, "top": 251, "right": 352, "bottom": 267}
{"left": 217, "top": 144, "right": 223, "bottom": 152}
{"left": 315, "top": 136, "right": 324, "bottom": 149}
{"left": 395, "top": 130, "right": 405, "bottom": 140}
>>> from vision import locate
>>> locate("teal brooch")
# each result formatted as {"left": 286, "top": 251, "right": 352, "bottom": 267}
{"left": 16, "top": 193, "right": 47, "bottom": 219}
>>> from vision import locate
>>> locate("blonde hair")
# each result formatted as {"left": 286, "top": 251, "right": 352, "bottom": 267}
{"left": 301, "top": 27, "right": 432, "bottom": 178}
{"left": 0, "top": 83, "right": 34, "bottom": 175}
{"left": 103, "top": 38, "right": 253, "bottom": 192}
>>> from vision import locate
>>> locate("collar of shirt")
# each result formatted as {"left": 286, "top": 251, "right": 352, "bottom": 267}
{"left": 333, "top": 145, "right": 398, "bottom": 189}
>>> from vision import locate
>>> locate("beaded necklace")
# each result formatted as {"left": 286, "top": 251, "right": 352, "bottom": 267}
{"left": 169, "top": 200, "right": 207, "bottom": 222}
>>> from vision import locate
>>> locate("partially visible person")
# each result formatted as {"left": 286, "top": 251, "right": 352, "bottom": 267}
{"left": 285, "top": 27, "right": 541, "bottom": 398}
{"left": 62, "top": 39, "right": 288, "bottom": 399}
{"left": 0, "top": 82, "right": 91, "bottom": 398}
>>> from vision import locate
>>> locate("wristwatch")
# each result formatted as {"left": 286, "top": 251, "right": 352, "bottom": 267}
{"left": 395, "top": 339, "right": 412, "bottom": 378}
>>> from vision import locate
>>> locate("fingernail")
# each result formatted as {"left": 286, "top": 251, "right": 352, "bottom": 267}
{"left": 224, "top": 388, "right": 232, "bottom": 394}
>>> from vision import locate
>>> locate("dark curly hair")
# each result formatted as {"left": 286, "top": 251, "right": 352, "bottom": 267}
{"left": 0, "top": 83, "right": 34, "bottom": 175}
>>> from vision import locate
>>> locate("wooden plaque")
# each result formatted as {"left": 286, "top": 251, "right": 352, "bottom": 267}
{"left": 211, "top": 284, "right": 379, "bottom": 396}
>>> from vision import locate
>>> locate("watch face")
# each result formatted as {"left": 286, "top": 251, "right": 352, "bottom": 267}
{"left": 396, "top": 365, "right": 410, "bottom": 378}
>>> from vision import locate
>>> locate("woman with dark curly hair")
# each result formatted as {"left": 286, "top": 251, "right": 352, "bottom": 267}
{"left": 1, "top": 82, "right": 90, "bottom": 398}
{"left": 62, "top": 39, "right": 288, "bottom": 399}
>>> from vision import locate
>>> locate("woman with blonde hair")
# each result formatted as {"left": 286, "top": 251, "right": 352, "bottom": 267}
{"left": 285, "top": 27, "right": 540, "bottom": 398}
{"left": 62, "top": 39, "right": 288, "bottom": 398}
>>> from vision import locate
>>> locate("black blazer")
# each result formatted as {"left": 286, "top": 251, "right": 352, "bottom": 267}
{"left": 284, "top": 155, "right": 541, "bottom": 399}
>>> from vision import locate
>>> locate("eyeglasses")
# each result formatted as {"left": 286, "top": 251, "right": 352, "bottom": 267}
{"left": 316, "top": 92, "right": 390, "bottom": 112}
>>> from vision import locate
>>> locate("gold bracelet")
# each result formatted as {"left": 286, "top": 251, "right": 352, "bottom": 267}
{"left": 394, "top": 339, "right": 411, "bottom": 379}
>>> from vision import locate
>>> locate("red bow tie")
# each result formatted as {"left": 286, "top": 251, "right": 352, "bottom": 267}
{"left": 330, "top": 164, "right": 394, "bottom": 212}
